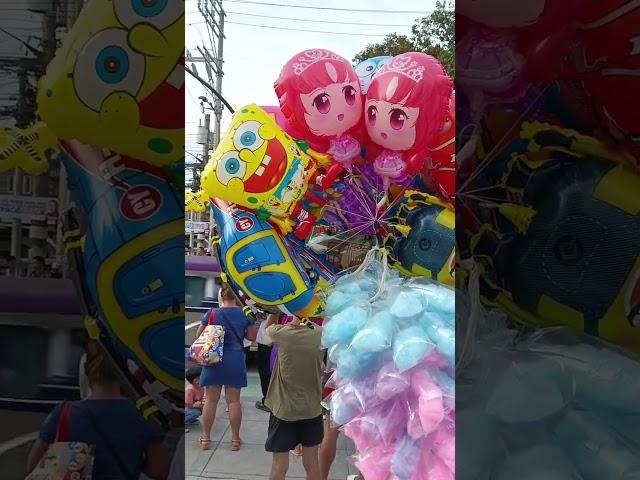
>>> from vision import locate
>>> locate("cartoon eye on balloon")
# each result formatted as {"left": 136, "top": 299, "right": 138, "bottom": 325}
{"left": 114, "top": 0, "right": 184, "bottom": 29}
{"left": 233, "top": 120, "right": 265, "bottom": 152}
{"left": 73, "top": 28, "right": 145, "bottom": 111}
{"left": 312, "top": 92, "right": 331, "bottom": 114}
{"left": 215, "top": 151, "right": 247, "bottom": 186}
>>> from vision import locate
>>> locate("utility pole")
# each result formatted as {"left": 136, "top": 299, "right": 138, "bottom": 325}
{"left": 10, "top": 70, "right": 31, "bottom": 259}
{"left": 190, "top": 113, "right": 210, "bottom": 248}
{"left": 212, "top": 0, "right": 225, "bottom": 147}
{"left": 192, "top": 0, "right": 225, "bottom": 150}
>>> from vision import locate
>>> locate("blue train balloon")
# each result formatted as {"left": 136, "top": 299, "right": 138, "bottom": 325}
{"left": 210, "top": 198, "right": 335, "bottom": 318}
{"left": 59, "top": 139, "right": 184, "bottom": 424}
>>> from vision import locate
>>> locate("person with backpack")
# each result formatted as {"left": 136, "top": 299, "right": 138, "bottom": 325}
{"left": 26, "top": 340, "right": 169, "bottom": 479}
{"left": 196, "top": 283, "right": 257, "bottom": 451}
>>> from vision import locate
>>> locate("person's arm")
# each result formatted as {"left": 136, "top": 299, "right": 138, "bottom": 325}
{"left": 265, "top": 313, "right": 279, "bottom": 328}
{"left": 26, "top": 440, "right": 49, "bottom": 474}
{"left": 26, "top": 403, "right": 62, "bottom": 473}
{"left": 195, "top": 309, "right": 212, "bottom": 339}
{"left": 185, "top": 387, "right": 195, "bottom": 409}
{"left": 142, "top": 442, "right": 170, "bottom": 480}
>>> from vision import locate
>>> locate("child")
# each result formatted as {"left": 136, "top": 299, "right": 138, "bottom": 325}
{"left": 185, "top": 366, "right": 205, "bottom": 426}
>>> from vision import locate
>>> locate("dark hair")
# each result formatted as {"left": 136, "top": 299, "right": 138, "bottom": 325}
{"left": 33, "top": 256, "right": 45, "bottom": 265}
{"left": 84, "top": 340, "right": 120, "bottom": 386}
{"left": 186, "top": 366, "right": 202, "bottom": 384}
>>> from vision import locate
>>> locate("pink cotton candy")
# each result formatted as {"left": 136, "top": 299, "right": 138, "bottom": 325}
{"left": 411, "top": 453, "right": 453, "bottom": 480}
{"left": 406, "top": 394, "right": 426, "bottom": 440}
{"left": 419, "top": 393, "right": 445, "bottom": 435}
{"left": 427, "top": 456, "right": 454, "bottom": 480}
{"left": 432, "top": 425, "right": 455, "bottom": 472}
{"left": 344, "top": 399, "right": 408, "bottom": 451}
{"left": 354, "top": 443, "right": 394, "bottom": 480}
{"left": 423, "top": 349, "right": 449, "bottom": 369}
{"left": 411, "top": 369, "right": 437, "bottom": 395}
{"left": 376, "top": 361, "right": 411, "bottom": 400}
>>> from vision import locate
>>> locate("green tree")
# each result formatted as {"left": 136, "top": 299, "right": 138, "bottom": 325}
{"left": 353, "top": 1, "right": 454, "bottom": 78}
{"left": 353, "top": 33, "right": 416, "bottom": 64}
{"left": 412, "top": 1, "right": 454, "bottom": 78}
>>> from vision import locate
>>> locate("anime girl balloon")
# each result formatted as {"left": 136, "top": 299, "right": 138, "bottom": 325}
{"left": 275, "top": 49, "right": 364, "bottom": 173}
{"left": 365, "top": 52, "right": 452, "bottom": 192}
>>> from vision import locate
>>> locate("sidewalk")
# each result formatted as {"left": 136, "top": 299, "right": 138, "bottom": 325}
{"left": 185, "top": 371, "right": 358, "bottom": 479}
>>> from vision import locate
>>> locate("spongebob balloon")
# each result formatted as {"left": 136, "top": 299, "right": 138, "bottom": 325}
{"left": 201, "top": 104, "right": 343, "bottom": 241}
{"left": 185, "top": 190, "right": 209, "bottom": 213}
{"left": 37, "top": 0, "right": 184, "bottom": 166}
{"left": 0, "top": 122, "right": 59, "bottom": 174}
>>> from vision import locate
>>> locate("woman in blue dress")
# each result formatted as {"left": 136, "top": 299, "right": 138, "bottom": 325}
{"left": 197, "top": 283, "right": 257, "bottom": 451}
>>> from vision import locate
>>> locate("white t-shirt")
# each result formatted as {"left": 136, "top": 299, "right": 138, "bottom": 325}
{"left": 256, "top": 320, "right": 268, "bottom": 345}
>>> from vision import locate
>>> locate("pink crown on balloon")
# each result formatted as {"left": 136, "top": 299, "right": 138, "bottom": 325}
{"left": 376, "top": 55, "right": 425, "bottom": 82}
{"left": 292, "top": 49, "right": 342, "bottom": 76}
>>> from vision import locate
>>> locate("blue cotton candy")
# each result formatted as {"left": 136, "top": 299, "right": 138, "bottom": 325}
{"left": 457, "top": 406, "right": 500, "bottom": 480}
{"left": 390, "top": 436, "right": 421, "bottom": 479}
{"left": 430, "top": 369, "right": 455, "bottom": 410}
{"left": 495, "top": 445, "right": 582, "bottom": 480}
{"left": 349, "top": 311, "right": 394, "bottom": 353}
{"left": 322, "top": 305, "right": 368, "bottom": 348}
{"left": 328, "top": 343, "right": 346, "bottom": 364}
{"left": 334, "top": 272, "right": 377, "bottom": 295}
{"left": 390, "top": 289, "right": 425, "bottom": 318}
{"left": 393, "top": 326, "right": 434, "bottom": 372}
{"left": 420, "top": 283, "right": 455, "bottom": 313}
{"left": 555, "top": 410, "right": 640, "bottom": 480}
{"left": 486, "top": 357, "right": 572, "bottom": 423}
{"left": 326, "top": 291, "right": 357, "bottom": 317}
{"left": 425, "top": 324, "right": 455, "bottom": 363}
{"left": 337, "top": 349, "right": 380, "bottom": 381}
{"left": 564, "top": 344, "right": 640, "bottom": 416}
{"left": 330, "top": 388, "right": 362, "bottom": 425}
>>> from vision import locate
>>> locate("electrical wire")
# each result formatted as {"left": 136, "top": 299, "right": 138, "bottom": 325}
{"left": 226, "top": 20, "right": 387, "bottom": 36}
{"left": 188, "top": 0, "right": 431, "bottom": 14}
{"left": 191, "top": 10, "right": 414, "bottom": 27}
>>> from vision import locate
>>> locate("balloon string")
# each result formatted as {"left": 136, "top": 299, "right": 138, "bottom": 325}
{"left": 457, "top": 83, "right": 550, "bottom": 196}
{"left": 456, "top": 257, "right": 480, "bottom": 373}
{"left": 369, "top": 247, "right": 388, "bottom": 304}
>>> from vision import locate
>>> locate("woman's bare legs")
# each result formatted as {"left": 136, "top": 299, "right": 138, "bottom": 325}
{"left": 201, "top": 385, "right": 222, "bottom": 446}
{"left": 225, "top": 386, "right": 242, "bottom": 446}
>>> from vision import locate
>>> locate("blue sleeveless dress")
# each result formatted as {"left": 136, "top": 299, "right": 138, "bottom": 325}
{"left": 199, "top": 307, "right": 253, "bottom": 388}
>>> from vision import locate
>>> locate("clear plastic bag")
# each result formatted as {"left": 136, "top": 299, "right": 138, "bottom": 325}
{"left": 322, "top": 251, "right": 455, "bottom": 480}
{"left": 456, "top": 289, "right": 640, "bottom": 480}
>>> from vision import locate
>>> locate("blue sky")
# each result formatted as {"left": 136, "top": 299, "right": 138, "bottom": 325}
{"left": 185, "top": 0, "right": 441, "bottom": 167}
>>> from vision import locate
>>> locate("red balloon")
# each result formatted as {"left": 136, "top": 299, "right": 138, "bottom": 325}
{"left": 423, "top": 93, "right": 455, "bottom": 199}
{"left": 364, "top": 52, "right": 452, "bottom": 190}
{"left": 275, "top": 49, "right": 365, "bottom": 171}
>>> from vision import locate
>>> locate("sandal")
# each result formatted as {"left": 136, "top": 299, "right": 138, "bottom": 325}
{"left": 198, "top": 436, "right": 211, "bottom": 451}
{"left": 231, "top": 439, "right": 242, "bottom": 451}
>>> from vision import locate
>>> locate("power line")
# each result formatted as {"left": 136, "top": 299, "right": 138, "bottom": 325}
{"left": 188, "top": 0, "right": 431, "bottom": 14}
{"left": 226, "top": 20, "right": 387, "bottom": 36}
{"left": 190, "top": 10, "right": 413, "bottom": 27}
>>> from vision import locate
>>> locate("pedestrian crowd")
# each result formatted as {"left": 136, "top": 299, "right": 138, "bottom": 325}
{"left": 187, "top": 282, "right": 363, "bottom": 480}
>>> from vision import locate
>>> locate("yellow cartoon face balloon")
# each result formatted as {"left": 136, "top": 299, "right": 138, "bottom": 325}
{"left": 185, "top": 190, "right": 209, "bottom": 213}
{"left": 201, "top": 105, "right": 320, "bottom": 233}
{"left": 37, "top": 0, "right": 184, "bottom": 166}
{"left": 0, "top": 122, "right": 59, "bottom": 175}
